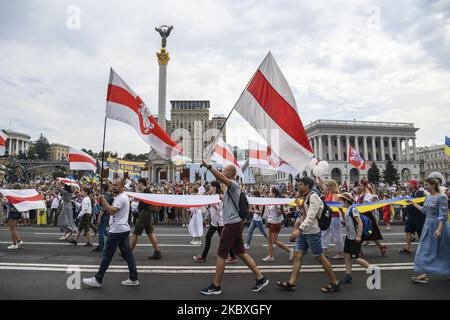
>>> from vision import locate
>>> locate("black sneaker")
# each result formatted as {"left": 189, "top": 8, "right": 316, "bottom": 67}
{"left": 68, "top": 240, "right": 78, "bottom": 246}
{"left": 200, "top": 283, "right": 222, "bottom": 295}
{"left": 92, "top": 247, "right": 102, "bottom": 252}
{"left": 148, "top": 251, "right": 162, "bottom": 260}
{"left": 85, "top": 242, "right": 93, "bottom": 247}
{"left": 252, "top": 277, "right": 269, "bottom": 292}
{"left": 339, "top": 276, "right": 352, "bottom": 285}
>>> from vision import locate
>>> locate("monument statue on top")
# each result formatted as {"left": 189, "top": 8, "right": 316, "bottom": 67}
{"left": 155, "top": 25, "right": 173, "bottom": 49}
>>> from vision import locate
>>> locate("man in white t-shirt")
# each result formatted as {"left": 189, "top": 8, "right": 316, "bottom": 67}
{"left": 68, "top": 187, "right": 93, "bottom": 247}
{"left": 83, "top": 178, "right": 139, "bottom": 288}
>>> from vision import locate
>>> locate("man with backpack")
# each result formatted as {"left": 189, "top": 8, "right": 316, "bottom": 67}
{"left": 199, "top": 160, "right": 269, "bottom": 295}
{"left": 276, "top": 177, "right": 340, "bottom": 293}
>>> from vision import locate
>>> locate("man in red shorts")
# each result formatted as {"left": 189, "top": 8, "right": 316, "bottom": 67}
{"left": 199, "top": 160, "right": 269, "bottom": 295}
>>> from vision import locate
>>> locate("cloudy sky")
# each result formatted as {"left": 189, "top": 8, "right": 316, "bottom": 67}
{"left": 1, "top": 0, "right": 449, "bottom": 156}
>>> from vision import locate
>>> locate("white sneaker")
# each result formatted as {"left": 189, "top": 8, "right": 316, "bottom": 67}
{"left": 59, "top": 236, "right": 66, "bottom": 241}
{"left": 289, "top": 249, "right": 294, "bottom": 262}
{"left": 121, "top": 279, "right": 140, "bottom": 287}
{"left": 244, "top": 244, "right": 250, "bottom": 250}
{"left": 262, "top": 256, "right": 274, "bottom": 262}
{"left": 7, "top": 244, "right": 19, "bottom": 250}
{"left": 190, "top": 239, "right": 196, "bottom": 244}
{"left": 17, "top": 240, "right": 24, "bottom": 248}
{"left": 83, "top": 277, "right": 102, "bottom": 288}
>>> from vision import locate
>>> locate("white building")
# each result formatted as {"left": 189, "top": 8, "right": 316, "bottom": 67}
{"left": 305, "top": 119, "right": 421, "bottom": 184}
{"left": 417, "top": 144, "right": 449, "bottom": 182}
{"left": 2, "top": 129, "right": 31, "bottom": 157}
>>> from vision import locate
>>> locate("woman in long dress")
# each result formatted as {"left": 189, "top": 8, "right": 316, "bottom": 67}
{"left": 407, "top": 177, "right": 450, "bottom": 284}
{"left": 56, "top": 181, "right": 77, "bottom": 240}
{"left": 188, "top": 187, "right": 204, "bottom": 245}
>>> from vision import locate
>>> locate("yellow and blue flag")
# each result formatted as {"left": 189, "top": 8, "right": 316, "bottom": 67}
{"left": 445, "top": 136, "right": 450, "bottom": 156}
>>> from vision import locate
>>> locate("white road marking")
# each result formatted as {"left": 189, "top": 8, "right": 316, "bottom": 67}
{"left": 0, "top": 261, "right": 414, "bottom": 273}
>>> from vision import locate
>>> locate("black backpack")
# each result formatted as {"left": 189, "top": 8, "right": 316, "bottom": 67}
{"left": 306, "top": 192, "right": 332, "bottom": 231}
{"left": 227, "top": 188, "right": 250, "bottom": 221}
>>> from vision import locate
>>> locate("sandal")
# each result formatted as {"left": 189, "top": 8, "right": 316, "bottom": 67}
{"left": 380, "top": 246, "right": 388, "bottom": 256}
{"left": 276, "top": 281, "right": 296, "bottom": 291}
{"left": 411, "top": 276, "right": 428, "bottom": 284}
{"left": 320, "top": 282, "right": 340, "bottom": 293}
{"left": 398, "top": 248, "right": 411, "bottom": 254}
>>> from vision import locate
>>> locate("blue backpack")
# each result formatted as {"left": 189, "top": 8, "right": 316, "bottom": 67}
{"left": 349, "top": 207, "right": 373, "bottom": 240}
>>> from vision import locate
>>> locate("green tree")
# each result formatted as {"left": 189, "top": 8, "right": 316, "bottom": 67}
{"left": 383, "top": 157, "right": 400, "bottom": 186}
{"left": 34, "top": 134, "right": 50, "bottom": 159}
{"left": 368, "top": 161, "right": 381, "bottom": 185}
{"left": 123, "top": 153, "right": 136, "bottom": 161}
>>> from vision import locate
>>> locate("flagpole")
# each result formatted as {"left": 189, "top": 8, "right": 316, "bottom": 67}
{"left": 100, "top": 116, "right": 107, "bottom": 192}
{"left": 204, "top": 68, "right": 258, "bottom": 161}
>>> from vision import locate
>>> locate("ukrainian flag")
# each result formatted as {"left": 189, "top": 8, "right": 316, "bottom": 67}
{"left": 445, "top": 136, "right": 450, "bottom": 156}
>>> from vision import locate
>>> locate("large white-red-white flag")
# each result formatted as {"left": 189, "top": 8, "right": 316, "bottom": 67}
{"left": 57, "top": 177, "right": 80, "bottom": 188}
{"left": 347, "top": 145, "right": 366, "bottom": 170}
{"left": 234, "top": 52, "right": 313, "bottom": 172}
{"left": 210, "top": 137, "right": 244, "bottom": 178}
{"left": 69, "top": 147, "right": 97, "bottom": 172}
{"left": 248, "top": 140, "right": 298, "bottom": 175}
{"left": 106, "top": 68, "right": 188, "bottom": 161}
{"left": 0, "top": 189, "right": 46, "bottom": 212}
{"left": 0, "top": 130, "right": 8, "bottom": 156}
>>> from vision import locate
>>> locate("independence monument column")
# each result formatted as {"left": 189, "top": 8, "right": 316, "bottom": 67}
{"left": 155, "top": 25, "right": 173, "bottom": 131}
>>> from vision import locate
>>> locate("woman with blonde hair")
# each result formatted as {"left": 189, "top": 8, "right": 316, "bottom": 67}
{"left": 319, "top": 179, "right": 344, "bottom": 259}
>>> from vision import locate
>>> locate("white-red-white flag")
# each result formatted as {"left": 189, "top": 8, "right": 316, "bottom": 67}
{"left": 0, "top": 130, "right": 8, "bottom": 156}
{"left": 57, "top": 177, "right": 80, "bottom": 188}
{"left": 106, "top": 68, "right": 189, "bottom": 161}
{"left": 210, "top": 137, "right": 244, "bottom": 178}
{"left": 248, "top": 140, "right": 299, "bottom": 176}
{"left": 347, "top": 145, "right": 366, "bottom": 170}
{"left": 69, "top": 147, "right": 97, "bottom": 172}
{"left": 0, "top": 189, "right": 46, "bottom": 212}
{"left": 234, "top": 52, "right": 313, "bottom": 172}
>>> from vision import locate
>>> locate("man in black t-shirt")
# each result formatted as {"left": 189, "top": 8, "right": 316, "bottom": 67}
{"left": 399, "top": 180, "right": 425, "bottom": 254}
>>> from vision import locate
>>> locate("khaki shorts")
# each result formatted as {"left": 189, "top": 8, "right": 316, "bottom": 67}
{"left": 133, "top": 210, "right": 154, "bottom": 236}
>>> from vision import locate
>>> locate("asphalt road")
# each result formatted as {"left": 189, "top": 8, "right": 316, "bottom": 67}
{"left": 0, "top": 224, "right": 449, "bottom": 300}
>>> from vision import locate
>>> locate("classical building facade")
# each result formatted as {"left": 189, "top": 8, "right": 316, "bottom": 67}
{"left": 417, "top": 144, "right": 449, "bottom": 182}
{"left": 2, "top": 129, "right": 31, "bottom": 157}
{"left": 305, "top": 119, "right": 421, "bottom": 184}
{"left": 148, "top": 100, "right": 227, "bottom": 182}
{"left": 48, "top": 143, "right": 69, "bottom": 161}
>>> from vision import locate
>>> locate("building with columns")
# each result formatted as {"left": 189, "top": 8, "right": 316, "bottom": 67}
{"left": 2, "top": 129, "right": 31, "bottom": 157}
{"left": 417, "top": 144, "right": 449, "bottom": 182}
{"left": 148, "top": 100, "right": 227, "bottom": 182}
{"left": 305, "top": 119, "right": 421, "bottom": 184}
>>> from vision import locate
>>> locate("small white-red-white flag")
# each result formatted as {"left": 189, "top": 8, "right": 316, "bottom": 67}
{"left": 106, "top": 68, "right": 189, "bottom": 162}
{"left": 0, "top": 130, "right": 8, "bottom": 156}
{"left": 248, "top": 140, "right": 298, "bottom": 176}
{"left": 0, "top": 189, "right": 46, "bottom": 212}
{"left": 69, "top": 147, "right": 97, "bottom": 172}
{"left": 210, "top": 137, "right": 244, "bottom": 178}
{"left": 234, "top": 52, "right": 313, "bottom": 172}
{"left": 347, "top": 145, "right": 366, "bottom": 170}
{"left": 57, "top": 177, "right": 80, "bottom": 188}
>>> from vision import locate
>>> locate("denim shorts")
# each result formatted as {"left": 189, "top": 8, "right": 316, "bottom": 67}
{"left": 296, "top": 232, "right": 323, "bottom": 257}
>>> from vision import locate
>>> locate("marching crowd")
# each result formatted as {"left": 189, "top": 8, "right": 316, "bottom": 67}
{"left": 0, "top": 167, "right": 449, "bottom": 294}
